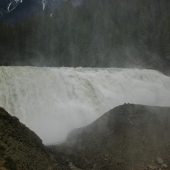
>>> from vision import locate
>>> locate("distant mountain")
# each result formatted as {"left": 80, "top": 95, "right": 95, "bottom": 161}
{"left": 55, "top": 104, "right": 170, "bottom": 170}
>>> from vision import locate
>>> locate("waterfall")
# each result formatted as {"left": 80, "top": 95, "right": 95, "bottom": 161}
{"left": 0, "top": 67, "right": 170, "bottom": 144}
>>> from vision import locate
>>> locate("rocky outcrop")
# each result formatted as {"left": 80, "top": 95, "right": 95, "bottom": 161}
{"left": 1, "top": 104, "right": 170, "bottom": 170}
{"left": 0, "top": 107, "right": 68, "bottom": 170}
{"left": 55, "top": 104, "right": 170, "bottom": 170}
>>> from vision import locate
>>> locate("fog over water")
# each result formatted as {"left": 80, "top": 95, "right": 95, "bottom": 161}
{"left": 0, "top": 67, "right": 170, "bottom": 144}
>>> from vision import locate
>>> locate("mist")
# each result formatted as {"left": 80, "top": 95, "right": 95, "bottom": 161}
{"left": 0, "top": 66, "right": 170, "bottom": 144}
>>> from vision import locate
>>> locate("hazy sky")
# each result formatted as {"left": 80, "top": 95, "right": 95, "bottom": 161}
{"left": 0, "top": 0, "right": 84, "bottom": 19}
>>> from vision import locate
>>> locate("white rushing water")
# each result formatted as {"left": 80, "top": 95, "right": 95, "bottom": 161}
{"left": 0, "top": 67, "right": 170, "bottom": 144}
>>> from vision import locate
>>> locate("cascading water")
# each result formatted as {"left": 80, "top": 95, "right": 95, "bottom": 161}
{"left": 0, "top": 66, "right": 170, "bottom": 144}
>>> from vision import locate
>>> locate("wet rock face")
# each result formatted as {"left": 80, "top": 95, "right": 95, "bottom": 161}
{"left": 0, "top": 107, "right": 57, "bottom": 170}
{"left": 57, "top": 104, "right": 170, "bottom": 170}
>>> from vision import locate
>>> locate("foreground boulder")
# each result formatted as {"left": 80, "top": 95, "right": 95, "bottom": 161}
{"left": 55, "top": 104, "right": 170, "bottom": 170}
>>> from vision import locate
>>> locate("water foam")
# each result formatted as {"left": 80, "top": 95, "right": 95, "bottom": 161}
{"left": 0, "top": 67, "right": 170, "bottom": 144}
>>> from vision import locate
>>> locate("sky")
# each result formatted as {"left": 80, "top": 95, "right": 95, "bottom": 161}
{"left": 0, "top": 0, "right": 84, "bottom": 23}
{"left": 0, "top": 0, "right": 41, "bottom": 22}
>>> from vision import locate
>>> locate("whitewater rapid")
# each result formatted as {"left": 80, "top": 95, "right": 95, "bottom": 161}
{"left": 0, "top": 67, "right": 170, "bottom": 144}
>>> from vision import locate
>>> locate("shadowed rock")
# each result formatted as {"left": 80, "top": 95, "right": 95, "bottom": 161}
{"left": 1, "top": 104, "right": 170, "bottom": 170}
{"left": 55, "top": 104, "right": 170, "bottom": 170}
{"left": 0, "top": 107, "right": 69, "bottom": 170}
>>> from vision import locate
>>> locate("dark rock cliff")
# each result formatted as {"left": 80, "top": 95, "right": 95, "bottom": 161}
{"left": 1, "top": 104, "right": 170, "bottom": 170}
{"left": 55, "top": 104, "right": 170, "bottom": 170}
{"left": 0, "top": 107, "right": 69, "bottom": 170}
